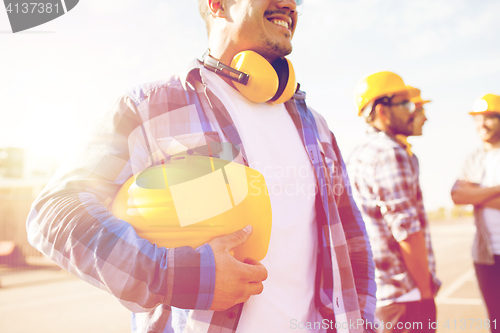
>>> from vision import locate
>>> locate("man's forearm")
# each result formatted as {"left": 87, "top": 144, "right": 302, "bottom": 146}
{"left": 481, "top": 196, "right": 500, "bottom": 210}
{"left": 451, "top": 181, "right": 500, "bottom": 205}
{"left": 27, "top": 192, "right": 218, "bottom": 312}
{"left": 399, "top": 230, "right": 433, "bottom": 299}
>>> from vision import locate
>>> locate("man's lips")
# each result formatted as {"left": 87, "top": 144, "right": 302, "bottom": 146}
{"left": 268, "top": 18, "right": 290, "bottom": 29}
{"left": 265, "top": 10, "right": 293, "bottom": 32}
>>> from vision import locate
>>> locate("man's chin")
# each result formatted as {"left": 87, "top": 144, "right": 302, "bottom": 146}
{"left": 261, "top": 41, "right": 292, "bottom": 60}
{"left": 479, "top": 133, "right": 493, "bottom": 142}
{"left": 400, "top": 126, "right": 414, "bottom": 137}
{"left": 413, "top": 128, "right": 424, "bottom": 136}
{"left": 483, "top": 135, "right": 500, "bottom": 144}
{"left": 282, "top": 44, "right": 293, "bottom": 57}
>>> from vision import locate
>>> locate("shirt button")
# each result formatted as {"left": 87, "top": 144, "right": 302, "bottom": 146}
{"left": 227, "top": 312, "right": 236, "bottom": 319}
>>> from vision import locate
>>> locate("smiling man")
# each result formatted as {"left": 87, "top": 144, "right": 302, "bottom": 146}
{"left": 451, "top": 94, "right": 500, "bottom": 331}
{"left": 347, "top": 72, "right": 441, "bottom": 332}
{"left": 26, "top": 0, "right": 376, "bottom": 332}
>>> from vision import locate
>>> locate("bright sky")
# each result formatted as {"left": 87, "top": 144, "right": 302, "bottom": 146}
{"left": 1, "top": 0, "right": 500, "bottom": 210}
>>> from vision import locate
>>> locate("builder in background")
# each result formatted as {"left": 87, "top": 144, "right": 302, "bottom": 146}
{"left": 348, "top": 72, "right": 441, "bottom": 332}
{"left": 452, "top": 93, "right": 500, "bottom": 332}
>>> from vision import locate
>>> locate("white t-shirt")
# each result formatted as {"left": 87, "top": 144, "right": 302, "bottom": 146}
{"left": 201, "top": 68, "right": 325, "bottom": 333}
{"left": 481, "top": 149, "right": 500, "bottom": 255}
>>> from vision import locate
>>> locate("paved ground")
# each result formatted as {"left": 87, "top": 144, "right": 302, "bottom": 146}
{"left": 0, "top": 217, "right": 494, "bottom": 333}
{"left": 0, "top": 261, "right": 130, "bottom": 332}
{"left": 432, "top": 217, "right": 492, "bottom": 333}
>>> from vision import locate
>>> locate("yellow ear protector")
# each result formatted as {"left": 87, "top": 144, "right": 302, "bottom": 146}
{"left": 203, "top": 50, "right": 298, "bottom": 104}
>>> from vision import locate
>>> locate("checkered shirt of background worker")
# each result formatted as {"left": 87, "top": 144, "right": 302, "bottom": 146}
{"left": 347, "top": 128, "right": 440, "bottom": 306}
{"left": 456, "top": 148, "right": 497, "bottom": 265}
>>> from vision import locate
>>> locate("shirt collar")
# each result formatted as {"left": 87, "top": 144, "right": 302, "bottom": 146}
{"left": 367, "top": 126, "right": 407, "bottom": 149}
{"left": 395, "top": 134, "right": 413, "bottom": 156}
{"left": 179, "top": 59, "right": 204, "bottom": 92}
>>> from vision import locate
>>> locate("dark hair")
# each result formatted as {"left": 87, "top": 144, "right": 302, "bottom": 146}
{"left": 364, "top": 96, "right": 391, "bottom": 123}
{"left": 373, "top": 96, "right": 392, "bottom": 108}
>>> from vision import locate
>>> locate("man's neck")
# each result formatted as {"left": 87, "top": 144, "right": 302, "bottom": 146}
{"left": 207, "top": 38, "right": 279, "bottom": 89}
{"left": 371, "top": 121, "right": 395, "bottom": 138}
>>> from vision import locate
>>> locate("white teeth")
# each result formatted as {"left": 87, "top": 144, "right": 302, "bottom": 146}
{"left": 271, "top": 19, "right": 289, "bottom": 29}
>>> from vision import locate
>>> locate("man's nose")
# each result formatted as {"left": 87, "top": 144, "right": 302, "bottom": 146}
{"left": 276, "top": 0, "right": 298, "bottom": 11}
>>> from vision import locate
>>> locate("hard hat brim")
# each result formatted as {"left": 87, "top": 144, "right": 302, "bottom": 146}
{"left": 373, "top": 85, "right": 420, "bottom": 100}
{"left": 414, "top": 99, "right": 432, "bottom": 107}
{"left": 405, "top": 86, "right": 421, "bottom": 99}
{"left": 469, "top": 110, "right": 500, "bottom": 116}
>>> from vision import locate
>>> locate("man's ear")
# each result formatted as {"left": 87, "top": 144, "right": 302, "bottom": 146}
{"left": 374, "top": 103, "right": 388, "bottom": 121}
{"left": 208, "top": 0, "right": 226, "bottom": 18}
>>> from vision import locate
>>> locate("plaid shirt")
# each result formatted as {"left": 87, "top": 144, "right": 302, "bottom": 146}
{"left": 455, "top": 148, "right": 496, "bottom": 265}
{"left": 27, "top": 60, "right": 376, "bottom": 332}
{"left": 347, "top": 128, "right": 440, "bottom": 307}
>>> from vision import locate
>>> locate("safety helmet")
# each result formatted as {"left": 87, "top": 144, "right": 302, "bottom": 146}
{"left": 408, "top": 86, "right": 431, "bottom": 107}
{"left": 355, "top": 71, "right": 420, "bottom": 115}
{"left": 110, "top": 147, "right": 272, "bottom": 262}
{"left": 469, "top": 93, "right": 500, "bottom": 115}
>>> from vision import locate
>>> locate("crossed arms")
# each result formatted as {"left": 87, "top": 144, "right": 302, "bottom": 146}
{"left": 451, "top": 180, "right": 500, "bottom": 210}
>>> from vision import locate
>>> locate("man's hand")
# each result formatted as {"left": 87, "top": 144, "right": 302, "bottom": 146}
{"left": 399, "top": 231, "right": 434, "bottom": 299}
{"left": 453, "top": 180, "right": 482, "bottom": 192}
{"left": 208, "top": 225, "right": 268, "bottom": 311}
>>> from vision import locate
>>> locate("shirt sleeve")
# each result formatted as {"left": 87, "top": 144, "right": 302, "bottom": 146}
{"left": 26, "top": 95, "right": 215, "bottom": 313}
{"left": 373, "top": 147, "right": 421, "bottom": 242}
{"left": 329, "top": 132, "right": 377, "bottom": 332}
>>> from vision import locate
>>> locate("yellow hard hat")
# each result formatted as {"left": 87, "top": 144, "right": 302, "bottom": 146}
{"left": 408, "top": 86, "right": 431, "bottom": 106}
{"left": 355, "top": 71, "right": 420, "bottom": 115}
{"left": 110, "top": 150, "right": 272, "bottom": 262}
{"left": 469, "top": 93, "right": 500, "bottom": 115}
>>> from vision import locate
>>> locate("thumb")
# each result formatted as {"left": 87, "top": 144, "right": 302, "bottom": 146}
{"left": 223, "top": 225, "right": 253, "bottom": 251}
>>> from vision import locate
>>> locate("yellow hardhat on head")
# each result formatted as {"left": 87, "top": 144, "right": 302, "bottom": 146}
{"left": 469, "top": 93, "right": 500, "bottom": 115}
{"left": 408, "top": 86, "right": 431, "bottom": 106}
{"left": 355, "top": 71, "right": 420, "bottom": 115}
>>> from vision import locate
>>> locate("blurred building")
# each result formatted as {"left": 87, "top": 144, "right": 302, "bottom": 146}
{"left": 0, "top": 147, "right": 24, "bottom": 178}
{"left": 0, "top": 147, "right": 60, "bottom": 262}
